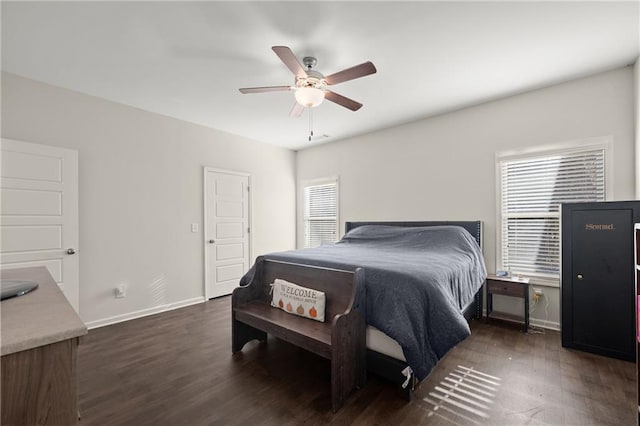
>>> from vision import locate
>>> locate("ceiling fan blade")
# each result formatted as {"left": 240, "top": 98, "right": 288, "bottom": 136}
{"left": 239, "top": 86, "right": 291, "bottom": 94}
{"left": 272, "top": 46, "right": 308, "bottom": 79}
{"left": 289, "top": 102, "right": 305, "bottom": 118}
{"left": 325, "top": 61, "right": 377, "bottom": 86}
{"left": 325, "top": 90, "right": 363, "bottom": 111}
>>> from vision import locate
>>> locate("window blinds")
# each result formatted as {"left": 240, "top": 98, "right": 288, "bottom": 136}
{"left": 303, "top": 181, "right": 338, "bottom": 248}
{"left": 500, "top": 148, "right": 605, "bottom": 277}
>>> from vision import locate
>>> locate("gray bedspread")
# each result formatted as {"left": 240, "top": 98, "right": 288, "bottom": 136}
{"left": 240, "top": 225, "right": 487, "bottom": 380}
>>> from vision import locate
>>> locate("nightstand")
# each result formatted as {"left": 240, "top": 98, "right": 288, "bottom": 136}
{"left": 486, "top": 274, "right": 531, "bottom": 333}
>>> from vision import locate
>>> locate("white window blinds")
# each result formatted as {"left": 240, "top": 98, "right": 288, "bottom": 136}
{"left": 303, "top": 179, "right": 338, "bottom": 248}
{"left": 499, "top": 148, "right": 605, "bottom": 278}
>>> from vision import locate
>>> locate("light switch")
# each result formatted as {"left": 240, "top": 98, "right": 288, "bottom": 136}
{"left": 191, "top": 223, "right": 199, "bottom": 233}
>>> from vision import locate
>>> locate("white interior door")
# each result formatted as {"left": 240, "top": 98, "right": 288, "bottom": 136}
{"left": 0, "top": 138, "right": 79, "bottom": 312}
{"left": 204, "top": 168, "right": 250, "bottom": 299}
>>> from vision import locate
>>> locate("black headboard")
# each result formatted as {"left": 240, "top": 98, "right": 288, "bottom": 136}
{"left": 344, "top": 221, "right": 483, "bottom": 248}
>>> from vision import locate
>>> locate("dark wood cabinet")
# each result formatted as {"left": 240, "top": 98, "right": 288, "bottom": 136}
{"left": 0, "top": 267, "right": 86, "bottom": 426}
{"left": 635, "top": 223, "right": 640, "bottom": 419}
{"left": 561, "top": 201, "right": 640, "bottom": 362}
{"left": 1, "top": 339, "right": 79, "bottom": 425}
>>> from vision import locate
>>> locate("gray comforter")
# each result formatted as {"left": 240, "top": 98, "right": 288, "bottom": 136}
{"left": 241, "top": 225, "right": 487, "bottom": 380}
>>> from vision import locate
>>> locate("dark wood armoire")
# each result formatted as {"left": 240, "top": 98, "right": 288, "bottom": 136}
{"left": 561, "top": 200, "right": 640, "bottom": 362}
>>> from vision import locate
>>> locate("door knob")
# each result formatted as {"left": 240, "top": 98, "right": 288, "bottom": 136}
{"left": 66, "top": 248, "right": 76, "bottom": 255}
{"left": 209, "top": 239, "right": 215, "bottom": 244}
{"left": 577, "top": 274, "right": 583, "bottom": 280}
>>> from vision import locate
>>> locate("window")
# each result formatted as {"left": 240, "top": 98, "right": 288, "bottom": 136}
{"left": 303, "top": 178, "right": 338, "bottom": 248}
{"left": 497, "top": 141, "right": 609, "bottom": 283}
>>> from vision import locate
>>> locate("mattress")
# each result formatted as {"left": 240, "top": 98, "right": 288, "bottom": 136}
{"left": 367, "top": 326, "right": 406, "bottom": 361}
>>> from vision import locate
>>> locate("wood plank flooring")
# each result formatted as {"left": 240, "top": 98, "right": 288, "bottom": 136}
{"left": 78, "top": 297, "right": 636, "bottom": 425}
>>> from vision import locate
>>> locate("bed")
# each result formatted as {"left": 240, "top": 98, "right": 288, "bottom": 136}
{"left": 239, "top": 221, "right": 486, "bottom": 398}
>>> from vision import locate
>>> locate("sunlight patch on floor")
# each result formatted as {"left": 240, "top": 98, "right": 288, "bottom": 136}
{"left": 423, "top": 365, "right": 501, "bottom": 425}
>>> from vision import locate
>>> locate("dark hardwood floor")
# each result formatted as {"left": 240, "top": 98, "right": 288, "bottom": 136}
{"left": 78, "top": 297, "right": 636, "bottom": 425}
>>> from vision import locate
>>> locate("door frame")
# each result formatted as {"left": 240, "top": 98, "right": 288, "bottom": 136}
{"left": 203, "top": 167, "right": 252, "bottom": 300}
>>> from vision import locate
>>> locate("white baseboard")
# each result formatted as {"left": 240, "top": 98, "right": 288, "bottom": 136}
{"left": 85, "top": 296, "right": 205, "bottom": 330}
{"left": 482, "top": 309, "right": 560, "bottom": 331}
{"left": 529, "top": 317, "right": 560, "bottom": 331}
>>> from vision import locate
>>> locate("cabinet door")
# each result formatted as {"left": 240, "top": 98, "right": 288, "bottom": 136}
{"left": 569, "top": 208, "right": 634, "bottom": 359}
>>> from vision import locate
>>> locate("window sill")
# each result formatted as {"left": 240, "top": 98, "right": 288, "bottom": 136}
{"left": 522, "top": 276, "right": 559, "bottom": 288}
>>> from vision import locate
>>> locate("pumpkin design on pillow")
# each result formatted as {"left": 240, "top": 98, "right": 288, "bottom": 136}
{"left": 296, "top": 304, "right": 304, "bottom": 315}
{"left": 286, "top": 302, "right": 293, "bottom": 312}
{"left": 309, "top": 306, "right": 318, "bottom": 318}
{"left": 278, "top": 299, "right": 284, "bottom": 308}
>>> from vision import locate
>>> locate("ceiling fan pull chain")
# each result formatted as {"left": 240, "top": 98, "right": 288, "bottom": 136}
{"left": 308, "top": 108, "right": 314, "bottom": 142}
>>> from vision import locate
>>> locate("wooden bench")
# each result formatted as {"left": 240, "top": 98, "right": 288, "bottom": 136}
{"left": 232, "top": 257, "right": 366, "bottom": 412}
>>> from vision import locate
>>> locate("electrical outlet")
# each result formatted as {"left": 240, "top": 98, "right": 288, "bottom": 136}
{"left": 115, "top": 283, "right": 127, "bottom": 298}
{"left": 533, "top": 287, "right": 543, "bottom": 301}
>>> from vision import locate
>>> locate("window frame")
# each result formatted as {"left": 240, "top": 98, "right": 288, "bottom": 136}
{"left": 495, "top": 137, "right": 613, "bottom": 287}
{"left": 301, "top": 176, "right": 340, "bottom": 249}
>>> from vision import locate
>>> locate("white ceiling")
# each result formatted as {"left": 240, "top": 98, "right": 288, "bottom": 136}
{"left": 2, "top": 1, "right": 639, "bottom": 150}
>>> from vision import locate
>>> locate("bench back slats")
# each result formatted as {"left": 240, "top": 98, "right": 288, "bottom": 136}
{"left": 259, "top": 258, "right": 358, "bottom": 320}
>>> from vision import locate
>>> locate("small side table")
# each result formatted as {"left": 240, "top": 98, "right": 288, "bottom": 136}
{"left": 486, "top": 274, "right": 531, "bottom": 333}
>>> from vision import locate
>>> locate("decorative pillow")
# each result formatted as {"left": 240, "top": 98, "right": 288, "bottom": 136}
{"left": 270, "top": 278, "right": 326, "bottom": 322}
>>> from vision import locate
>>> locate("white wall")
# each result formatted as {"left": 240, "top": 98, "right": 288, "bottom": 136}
{"left": 297, "top": 67, "right": 636, "bottom": 329}
{"left": 635, "top": 59, "right": 640, "bottom": 199}
{"left": 1, "top": 72, "right": 296, "bottom": 327}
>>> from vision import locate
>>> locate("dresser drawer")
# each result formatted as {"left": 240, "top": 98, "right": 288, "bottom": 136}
{"left": 487, "top": 280, "right": 527, "bottom": 297}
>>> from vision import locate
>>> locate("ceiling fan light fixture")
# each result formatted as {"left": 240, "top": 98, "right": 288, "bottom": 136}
{"left": 239, "top": 46, "right": 376, "bottom": 114}
{"left": 295, "top": 86, "right": 324, "bottom": 108}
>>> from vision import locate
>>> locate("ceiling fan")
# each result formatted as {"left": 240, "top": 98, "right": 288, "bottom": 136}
{"left": 239, "top": 46, "right": 377, "bottom": 118}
